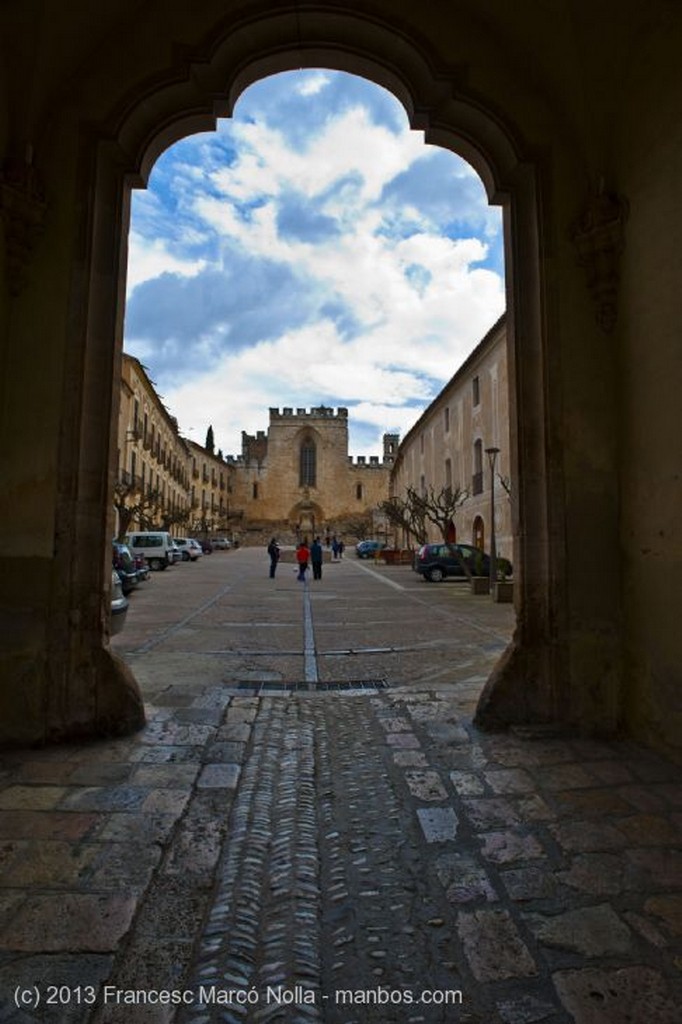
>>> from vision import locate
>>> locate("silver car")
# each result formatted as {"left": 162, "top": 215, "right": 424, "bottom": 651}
{"left": 174, "top": 537, "right": 200, "bottom": 561}
{"left": 110, "top": 570, "right": 128, "bottom": 636}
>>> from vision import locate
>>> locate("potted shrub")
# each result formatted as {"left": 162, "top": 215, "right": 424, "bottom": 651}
{"left": 470, "top": 549, "right": 490, "bottom": 594}
{"left": 492, "top": 558, "right": 514, "bottom": 602}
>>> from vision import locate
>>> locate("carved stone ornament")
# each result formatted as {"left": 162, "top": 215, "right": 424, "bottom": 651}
{"left": 570, "top": 188, "right": 629, "bottom": 333}
{"left": 0, "top": 157, "right": 47, "bottom": 296}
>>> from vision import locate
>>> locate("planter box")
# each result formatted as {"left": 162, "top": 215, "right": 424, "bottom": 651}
{"left": 493, "top": 581, "right": 514, "bottom": 603}
{"left": 382, "top": 549, "right": 414, "bottom": 565}
{"left": 470, "top": 576, "right": 490, "bottom": 595}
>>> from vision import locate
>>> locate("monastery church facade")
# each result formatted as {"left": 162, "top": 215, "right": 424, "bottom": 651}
{"left": 230, "top": 407, "right": 398, "bottom": 539}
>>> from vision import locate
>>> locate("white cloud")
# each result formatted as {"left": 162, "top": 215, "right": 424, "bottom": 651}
{"left": 126, "top": 231, "right": 208, "bottom": 292}
{"left": 207, "top": 105, "right": 425, "bottom": 209}
{"left": 296, "top": 72, "right": 332, "bottom": 96}
{"left": 125, "top": 70, "right": 505, "bottom": 456}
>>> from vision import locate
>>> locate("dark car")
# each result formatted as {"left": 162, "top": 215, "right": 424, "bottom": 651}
{"left": 112, "top": 541, "right": 140, "bottom": 594}
{"left": 355, "top": 540, "right": 386, "bottom": 559}
{"left": 413, "top": 542, "right": 512, "bottom": 582}
{"left": 131, "top": 551, "right": 150, "bottom": 581}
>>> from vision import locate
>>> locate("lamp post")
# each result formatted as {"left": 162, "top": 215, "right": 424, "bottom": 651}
{"left": 485, "top": 447, "right": 500, "bottom": 597}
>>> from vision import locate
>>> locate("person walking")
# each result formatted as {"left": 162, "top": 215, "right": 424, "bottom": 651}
{"left": 310, "top": 536, "right": 323, "bottom": 580}
{"left": 331, "top": 536, "right": 339, "bottom": 561}
{"left": 267, "top": 537, "right": 280, "bottom": 578}
{"left": 295, "top": 539, "right": 310, "bottom": 581}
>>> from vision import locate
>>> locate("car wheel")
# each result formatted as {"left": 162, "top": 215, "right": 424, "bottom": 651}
{"left": 428, "top": 567, "right": 445, "bottom": 582}
{"left": 150, "top": 558, "right": 164, "bottom": 571}
{"left": 182, "top": 551, "right": 190, "bottom": 561}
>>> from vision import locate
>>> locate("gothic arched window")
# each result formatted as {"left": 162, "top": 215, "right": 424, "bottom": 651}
{"left": 300, "top": 438, "right": 316, "bottom": 487}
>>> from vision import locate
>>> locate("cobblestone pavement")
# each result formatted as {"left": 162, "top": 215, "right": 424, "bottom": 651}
{"left": 0, "top": 548, "right": 680, "bottom": 1024}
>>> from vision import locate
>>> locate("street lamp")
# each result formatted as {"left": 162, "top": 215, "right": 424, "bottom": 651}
{"left": 485, "top": 447, "right": 500, "bottom": 597}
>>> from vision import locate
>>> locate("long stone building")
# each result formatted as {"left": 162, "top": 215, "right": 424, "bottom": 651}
{"left": 390, "top": 316, "right": 512, "bottom": 562}
{"left": 116, "top": 355, "right": 192, "bottom": 536}
{"left": 116, "top": 355, "right": 233, "bottom": 540}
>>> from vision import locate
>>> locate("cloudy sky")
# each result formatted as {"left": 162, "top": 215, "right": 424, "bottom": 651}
{"left": 124, "top": 69, "right": 505, "bottom": 457}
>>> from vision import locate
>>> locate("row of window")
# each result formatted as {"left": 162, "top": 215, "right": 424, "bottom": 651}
{"left": 191, "top": 457, "right": 226, "bottom": 489}
{"left": 413, "top": 439, "right": 494, "bottom": 497}
{"left": 132, "top": 400, "right": 186, "bottom": 479}
{"left": 189, "top": 486, "right": 227, "bottom": 513}
{"left": 433, "top": 376, "right": 481, "bottom": 443}
{"left": 249, "top": 480, "right": 366, "bottom": 501}
{"left": 415, "top": 439, "right": 494, "bottom": 497}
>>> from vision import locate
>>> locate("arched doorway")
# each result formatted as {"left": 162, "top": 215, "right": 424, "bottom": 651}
{"left": 4, "top": 4, "right": 566, "bottom": 745}
{"left": 473, "top": 515, "right": 484, "bottom": 551}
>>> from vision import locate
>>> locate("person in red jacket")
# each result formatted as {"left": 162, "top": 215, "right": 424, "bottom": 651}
{"left": 295, "top": 539, "right": 310, "bottom": 581}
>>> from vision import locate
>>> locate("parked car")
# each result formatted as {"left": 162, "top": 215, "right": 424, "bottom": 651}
{"left": 131, "top": 551, "right": 150, "bottom": 581}
{"left": 112, "top": 541, "right": 139, "bottom": 594}
{"left": 413, "top": 542, "right": 512, "bottom": 582}
{"left": 126, "top": 531, "right": 176, "bottom": 570}
{"left": 110, "top": 569, "right": 128, "bottom": 636}
{"left": 355, "top": 539, "right": 386, "bottom": 559}
{"left": 174, "top": 537, "right": 201, "bottom": 562}
{"left": 200, "top": 540, "right": 213, "bottom": 554}
{"left": 211, "top": 537, "right": 231, "bottom": 550}
{"left": 188, "top": 539, "right": 203, "bottom": 558}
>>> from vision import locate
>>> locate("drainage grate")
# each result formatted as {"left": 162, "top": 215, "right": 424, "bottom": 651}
{"left": 225, "top": 679, "right": 389, "bottom": 696}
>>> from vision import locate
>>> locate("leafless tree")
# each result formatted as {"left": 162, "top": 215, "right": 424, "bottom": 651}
{"left": 379, "top": 489, "right": 428, "bottom": 547}
{"left": 380, "top": 484, "right": 471, "bottom": 568}
{"left": 113, "top": 483, "right": 164, "bottom": 540}
{"left": 340, "top": 512, "right": 374, "bottom": 541}
{"left": 419, "top": 484, "right": 469, "bottom": 543}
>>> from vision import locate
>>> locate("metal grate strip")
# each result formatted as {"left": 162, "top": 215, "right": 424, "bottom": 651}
{"left": 225, "top": 679, "right": 389, "bottom": 696}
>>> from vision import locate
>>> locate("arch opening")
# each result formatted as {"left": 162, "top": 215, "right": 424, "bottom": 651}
{"left": 122, "top": 67, "right": 508, "bottom": 554}
{"left": 4, "top": 5, "right": 562, "bottom": 746}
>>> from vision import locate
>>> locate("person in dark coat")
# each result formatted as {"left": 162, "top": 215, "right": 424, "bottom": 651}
{"left": 310, "top": 537, "right": 323, "bottom": 580}
{"left": 267, "top": 537, "right": 280, "bottom": 578}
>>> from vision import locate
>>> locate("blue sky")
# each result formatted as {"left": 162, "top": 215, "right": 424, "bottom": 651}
{"left": 124, "top": 70, "right": 505, "bottom": 456}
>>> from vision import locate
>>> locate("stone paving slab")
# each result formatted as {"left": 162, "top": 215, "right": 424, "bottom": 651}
{"left": 0, "top": 553, "right": 680, "bottom": 1023}
{"left": 0, "top": 894, "right": 137, "bottom": 952}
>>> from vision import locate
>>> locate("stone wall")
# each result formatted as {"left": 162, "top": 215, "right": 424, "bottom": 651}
{"left": 391, "top": 318, "right": 512, "bottom": 560}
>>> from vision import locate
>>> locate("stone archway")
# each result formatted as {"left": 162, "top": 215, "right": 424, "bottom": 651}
{"left": 3, "top": 4, "right": 568, "bottom": 745}
{"left": 289, "top": 499, "right": 325, "bottom": 541}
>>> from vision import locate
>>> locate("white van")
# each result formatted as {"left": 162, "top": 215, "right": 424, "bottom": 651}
{"left": 126, "top": 531, "right": 176, "bottom": 571}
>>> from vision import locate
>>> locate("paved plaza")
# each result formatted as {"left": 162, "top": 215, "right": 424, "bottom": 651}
{"left": 0, "top": 547, "right": 680, "bottom": 1023}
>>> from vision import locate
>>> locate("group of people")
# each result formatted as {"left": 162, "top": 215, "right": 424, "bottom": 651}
{"left": 267, "top": 536, "right": 340, "bottom": 581}
{"left": 326, "top": 534, "right": 345, "bottom": 561}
